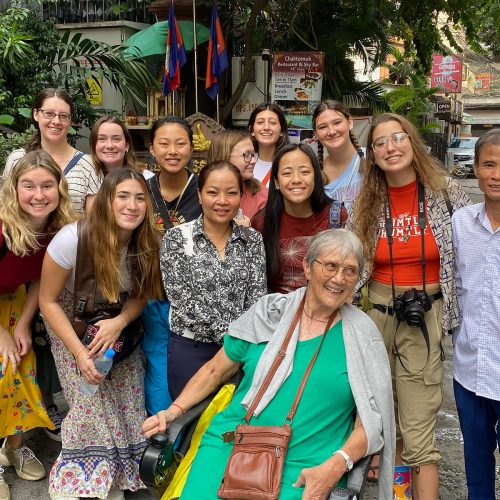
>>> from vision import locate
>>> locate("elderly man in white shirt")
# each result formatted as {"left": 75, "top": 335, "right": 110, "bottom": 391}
{"left": 452, "top": 128, "right": 500, "bottom": 500}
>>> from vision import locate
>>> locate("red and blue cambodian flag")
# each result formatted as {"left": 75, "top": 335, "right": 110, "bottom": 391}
{"left": 205, "top": 2, "right": 228, "bottom": 100}
{"left": 163, "top": 0, "right": 187, "bottom": 96}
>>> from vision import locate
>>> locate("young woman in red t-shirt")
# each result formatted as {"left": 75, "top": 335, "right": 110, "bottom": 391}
{"left": 252, "top": 142, "right": 342, "bottom": 293}
{"left": 350, "top": 113, "right": 470, "bottom": 499}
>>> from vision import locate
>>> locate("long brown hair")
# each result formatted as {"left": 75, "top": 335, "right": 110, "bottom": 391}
{"left": 86, "top": 168, "right": 163, "bottom": 301}
{"left": 312, "top": 100, "right": 364, "bottom": 169}
{"left": 206, "top": 130, "right": 261, "bottom": 195}
{"left": 90, "top": 116, "right": 140, "bottom": 176}
{"left": 350, "top": 113, "right": 448, "bottom": 263}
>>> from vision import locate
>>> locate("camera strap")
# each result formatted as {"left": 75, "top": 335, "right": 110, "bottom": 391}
{"left": 385, "top": 181, "right": 430, "bottom": 373}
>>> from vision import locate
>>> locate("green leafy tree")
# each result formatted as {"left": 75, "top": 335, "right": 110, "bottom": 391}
{"left": 382, "top": 48, "right": 440, "bottom": 131}
{"left": 0, "top": 5, "right": 157, "bottom": 133}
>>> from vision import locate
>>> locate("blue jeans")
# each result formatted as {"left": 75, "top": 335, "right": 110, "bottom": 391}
{"left": 453, "top": 379, "right": 500, "bottom": 500}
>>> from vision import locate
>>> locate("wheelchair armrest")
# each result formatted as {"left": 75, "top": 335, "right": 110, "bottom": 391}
{"left": 329, "top": 454, "right": 371, "bottom": 500}
{"left": 139, "top": 395, "right": 213, "bottom": 495}
{"left": 165, "top": 395, "right": 214, "bottom": 443}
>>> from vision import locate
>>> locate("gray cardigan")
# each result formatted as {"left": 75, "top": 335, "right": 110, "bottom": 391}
{"left": 228, "top": 287, "right": 396, "bottom": 500}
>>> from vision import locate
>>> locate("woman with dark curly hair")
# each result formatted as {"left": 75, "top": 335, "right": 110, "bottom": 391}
{"left": 247, "top": 102, "right": 289, "bottom": 188}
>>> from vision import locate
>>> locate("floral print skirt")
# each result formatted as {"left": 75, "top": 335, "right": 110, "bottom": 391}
{"left": 0, "top": 285, "right": 53, "bottom": 437}
{"left": 47, "top": 290, "right": 148, "bottom": 498}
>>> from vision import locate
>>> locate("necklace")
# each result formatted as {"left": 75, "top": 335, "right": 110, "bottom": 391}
{"left": 158, "top": 171, "right": 193, "bottom": 226}
{"left": 303, "top": 306, "right": 332, "bottom": 323}
{"left": 389, "top": 183, "right": 417, "bottom": 244}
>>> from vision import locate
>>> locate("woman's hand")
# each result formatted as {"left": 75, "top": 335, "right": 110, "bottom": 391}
{"left": 86, "top": 316, "right": 126, "bottom": 358}
{"left": 13, "top": 323, "right": 32, "bottom": 357}
{"left": 0, "top": 326, "right": 21, "bottom": 375}
{"left": 142, "top": 405, "right": 183, "bottom": 438}
{"left": 234, "top": 214, "right": 251, "bottom": 227}
{"left": 293, "top": 455, "right": 345, "bottom": 500}
{"left": 76, "top": 347, "right": 104, "bottom": 385}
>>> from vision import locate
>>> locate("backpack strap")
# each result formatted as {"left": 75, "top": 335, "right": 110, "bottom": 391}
{"left": 64, "top": 151, "right": 85, "bottom": 176}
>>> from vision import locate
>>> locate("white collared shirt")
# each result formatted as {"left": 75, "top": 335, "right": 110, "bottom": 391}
{"left": 452, "top": 203, "right": 500, "bottom": 401}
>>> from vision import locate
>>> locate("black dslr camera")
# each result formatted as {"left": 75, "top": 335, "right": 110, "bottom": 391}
{"left": 394, "top": 288, "right": 432, "bottom": 327}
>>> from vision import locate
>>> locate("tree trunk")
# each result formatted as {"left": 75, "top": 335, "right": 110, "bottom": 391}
{"left": 220, "top": 0, "right": 271, "bottom": 123}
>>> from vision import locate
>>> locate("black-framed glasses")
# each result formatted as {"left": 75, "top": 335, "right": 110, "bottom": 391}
{"left": 232, "top": 151, "right": 258, "bottom": 163}
{"left": 371, "top": 132, "right": 410, "bottom": 152}
{"left": 37, "top": 109, "right": 72, "bottom": 123}
{"left": 313, "top": 259, "right": 359, "bottom": 280}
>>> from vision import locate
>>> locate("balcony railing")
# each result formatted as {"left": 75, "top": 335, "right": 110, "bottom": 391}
{"left": 42, "top": 0, "right": 154, "bottom": 24}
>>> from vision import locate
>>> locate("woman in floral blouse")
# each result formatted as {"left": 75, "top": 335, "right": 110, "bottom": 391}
{"left": 160, "top": 160, "right": 267, "bottom": 399}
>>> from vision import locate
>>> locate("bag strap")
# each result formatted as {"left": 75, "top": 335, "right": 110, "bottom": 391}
{"left": 72, "top": 220, "right": 98, "bottom": 319}
{"left": 63, "top": 151, "right": 85, "bottom": 176}
{"left": 284, "top": 310, "right": 336, "bottom": 424}
{"left": 243, "top": 295, "right": 336, "bottom": 425}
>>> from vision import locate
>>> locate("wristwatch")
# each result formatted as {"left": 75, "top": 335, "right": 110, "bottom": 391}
{"left": 333, "top": 449, "right": 353, "bottom": 472}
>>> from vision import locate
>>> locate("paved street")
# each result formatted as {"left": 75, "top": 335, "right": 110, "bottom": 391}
{"left": 2, "top": 178, "right": 492, "bottom": 499}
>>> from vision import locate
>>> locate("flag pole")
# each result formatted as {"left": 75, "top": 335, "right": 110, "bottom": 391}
{"left": 216, "top": 94, "right": 220, "bottom": 123}
{"left": 192, "top": 0, "right": 199, "bottom": 113}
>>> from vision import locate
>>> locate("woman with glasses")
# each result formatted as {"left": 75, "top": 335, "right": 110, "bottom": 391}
{"left": 252, "top": 143, "right": 342, "bottom": 294}
{"left": 312, "top": 101, "right": 365, "bottom": 225}
{"left": 207, "top": 130, "right": 268, "bottom": 222}
{"left": 3, "top": 88, "right": 102, "bottom": 214}
{"left": 143, "top": 229, "right": 396, "bottom": 500}
{"left": 349, "top": 113, "right": 469, "bottom": 498}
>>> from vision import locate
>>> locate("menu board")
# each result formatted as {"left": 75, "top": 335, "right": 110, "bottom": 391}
{"left": 271, "top": 52, "right": 324, "bottom": 128}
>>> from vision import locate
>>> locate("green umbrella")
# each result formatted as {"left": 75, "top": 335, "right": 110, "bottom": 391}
{"left": 124, "top": 20, "right": 210, "bottom": 59}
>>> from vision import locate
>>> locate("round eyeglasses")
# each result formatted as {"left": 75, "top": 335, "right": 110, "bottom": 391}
{"left": 231, "top": 151, "right": 258, "bottom": 163}
{"left": 371, "top": 132, "right": 410, "bottom": 152}
{"left": 313, "top": 259, "right": 359, "bottom": 280}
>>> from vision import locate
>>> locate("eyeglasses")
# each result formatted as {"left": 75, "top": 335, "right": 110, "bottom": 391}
{"left": 232, "top": 151, "right": 258, "bottom": 163}
{"left": 313, "top": 259, "right": 359, "bottom": 280}
{"left": 37, "top": 109, "right": 72, "bottom": 123}
{"left": 371, "top": 132, "right": 410, "bottom": 152}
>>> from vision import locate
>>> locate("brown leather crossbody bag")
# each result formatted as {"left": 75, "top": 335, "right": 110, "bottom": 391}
{"left": 218, "top": 296, "right": 336, "bottom": 500}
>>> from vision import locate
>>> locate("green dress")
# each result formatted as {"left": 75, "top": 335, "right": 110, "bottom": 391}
{"left": 180, "top": 321, "right": 356, "bottom": 499}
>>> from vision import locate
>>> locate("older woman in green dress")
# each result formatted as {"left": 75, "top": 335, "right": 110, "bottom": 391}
{"left": 143, "top": 229, "right": 396, "bottom": 499}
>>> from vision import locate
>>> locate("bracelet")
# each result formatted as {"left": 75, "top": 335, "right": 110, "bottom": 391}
{"left": 171, "top": 402, "right": 185, "bottom": 415}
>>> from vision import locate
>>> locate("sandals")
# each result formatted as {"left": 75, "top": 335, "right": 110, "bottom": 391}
{"left": 367, "top": 453, "right": 380, "bottom": 482}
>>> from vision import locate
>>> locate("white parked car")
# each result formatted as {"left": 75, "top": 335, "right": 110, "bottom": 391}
{"left": 446, "top": 137, "right": 479, "bottom": 177}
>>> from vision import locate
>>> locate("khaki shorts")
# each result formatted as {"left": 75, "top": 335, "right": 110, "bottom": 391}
{"left": 367, "top": 281, "right": 444, "bottom": 467}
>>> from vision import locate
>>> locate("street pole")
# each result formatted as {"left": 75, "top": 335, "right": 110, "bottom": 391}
{"left": 192, "top": 0, "right": 199, "bottom": 113}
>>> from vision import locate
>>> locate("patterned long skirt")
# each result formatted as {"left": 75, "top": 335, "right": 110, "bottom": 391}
{"left": 47, "top": 291, "right": 147, "bottom": 498}
{"left": 0, "top": 285, "right": 53, "bottom": 437}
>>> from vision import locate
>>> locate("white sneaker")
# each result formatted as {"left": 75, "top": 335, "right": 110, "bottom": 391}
{"left": 0, "top": 466, "right": 10, "bottom": 500}
{"left": 0, "top": 441, "right": 45, "bottom": 481}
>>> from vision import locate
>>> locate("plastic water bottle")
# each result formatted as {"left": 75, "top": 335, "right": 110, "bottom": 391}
{"left": 79, "top": 348, "right": 115, "bottom": 396}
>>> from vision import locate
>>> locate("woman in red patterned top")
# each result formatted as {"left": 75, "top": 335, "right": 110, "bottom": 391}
{"left": 252, "top": 143, "right": 342, "bottom": 293}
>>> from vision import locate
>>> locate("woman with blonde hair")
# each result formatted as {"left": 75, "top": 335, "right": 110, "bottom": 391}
{"left": 207, "top": 129, "right": 268, "bottom": 221}
{"left": 40, "top": 168, "right": 163, "bottom": 499}
{"left": 0, "top": 150, "right": 76, "bottom": 500}
{"left": 349, "top": 113, "right": 470, "bottom": 499}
